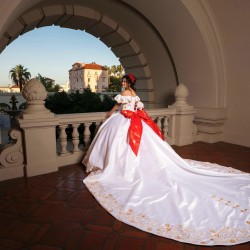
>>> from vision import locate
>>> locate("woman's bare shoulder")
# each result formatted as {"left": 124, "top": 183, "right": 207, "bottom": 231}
{"left": 121, "top": 89, "right": 137, "bottom": 96}
{"left": 121, "top": 90, "right": 131, "bottom": 96}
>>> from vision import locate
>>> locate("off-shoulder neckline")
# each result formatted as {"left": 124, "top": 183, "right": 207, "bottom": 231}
{"left": 117, "top": 94, "right": 139, "bottom": 98}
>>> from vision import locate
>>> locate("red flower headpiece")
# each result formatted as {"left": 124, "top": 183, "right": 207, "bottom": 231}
{"left": 128, "top": 73, "right": 136, "bottom": 84}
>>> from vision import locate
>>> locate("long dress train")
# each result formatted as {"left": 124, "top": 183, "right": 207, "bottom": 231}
{"left": 82, "top": 95, "right": 250, "bottom": 246}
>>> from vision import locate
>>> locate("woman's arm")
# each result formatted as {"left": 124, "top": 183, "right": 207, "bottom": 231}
{"left": 105, "top": 102, "right": 121, "bottom": 118}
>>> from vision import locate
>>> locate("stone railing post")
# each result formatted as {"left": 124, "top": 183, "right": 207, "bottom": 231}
{"left": 18, "top": 78, "right": 58, "bottom": 177}
{"left": 168, "top": 84, "right": 196, "bottom": 146}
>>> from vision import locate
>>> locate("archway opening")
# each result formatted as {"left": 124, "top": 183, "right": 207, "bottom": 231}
{"left": 0, "top": 2, "right": 180, "bottom": 108}
{"left": 0, "top": 26, "right": 121, "bottom": 89}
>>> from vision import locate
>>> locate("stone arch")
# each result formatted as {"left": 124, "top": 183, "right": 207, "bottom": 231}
{"left": 1, "top": 3, "right": 179, "bottom": 108}
{"left": 0, "top": 0, "right": 227, "bottom": 109}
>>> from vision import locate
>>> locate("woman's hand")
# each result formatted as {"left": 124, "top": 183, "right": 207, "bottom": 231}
{"left": 105, "top": 111, "right": 112, "bottom": 119}
{"left": 105, "top": 102, "right": 121, "bottom": 119}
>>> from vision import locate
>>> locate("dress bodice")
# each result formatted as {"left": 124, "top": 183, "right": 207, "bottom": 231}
{"left": 114, "top": 94, "right": 144, "bottom": 112}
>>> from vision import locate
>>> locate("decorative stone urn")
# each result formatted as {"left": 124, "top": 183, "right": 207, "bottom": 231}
{"left": 20, "top": 78, "right": 53, "bottom": 118}
{"left": 172, "top": 83, "right": 189, "bottom": 106}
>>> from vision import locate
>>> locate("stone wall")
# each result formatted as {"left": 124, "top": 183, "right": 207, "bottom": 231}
{"left": 0, "top": 93, "right": 26, "bottom": 109}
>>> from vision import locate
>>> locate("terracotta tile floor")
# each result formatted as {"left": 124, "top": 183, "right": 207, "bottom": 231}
{"left": 0, "top": 142, "right": 249, "bottom": 250}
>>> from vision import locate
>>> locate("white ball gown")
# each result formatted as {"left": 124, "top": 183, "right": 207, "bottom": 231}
{"left": 82, "top": 94, "right": 250, "bottom": 246}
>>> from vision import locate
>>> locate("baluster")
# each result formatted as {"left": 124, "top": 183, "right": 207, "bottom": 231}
{"left": 59, "top": 125, "right": 69, "bottom": 155}
{"left": 163, "top": 116, "right": 169, "bottom": 139}
{"left": 72, "top": 123, "right": 80, "bottom": 153}
{"left": 156, "top": 116, "right": 162, "bottom": 129}
{"left": 84, "top": 122, "right": 92, "bottom": 148}
{"left": 78, "top": 124, "right": 84, "bottom": 146}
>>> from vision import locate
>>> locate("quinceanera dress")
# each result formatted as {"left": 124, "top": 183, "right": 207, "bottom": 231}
{"left": 83, "top": 94, "right": 250, "bottom": 246}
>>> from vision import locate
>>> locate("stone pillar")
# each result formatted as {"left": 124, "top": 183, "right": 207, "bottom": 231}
{"left": 168, "top": 84, "right": 196, "bottom": 146}
{"left": 18, "top": 79, "right": 58, "bottom": 177}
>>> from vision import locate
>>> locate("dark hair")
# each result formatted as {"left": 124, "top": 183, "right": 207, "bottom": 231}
{"left": 122, "top": 74, "right": 137, "bottom": 91}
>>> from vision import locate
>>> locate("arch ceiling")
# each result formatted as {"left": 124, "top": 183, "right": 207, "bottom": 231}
{"left": 0, "top": 0, "right": 226, "bottom": 108}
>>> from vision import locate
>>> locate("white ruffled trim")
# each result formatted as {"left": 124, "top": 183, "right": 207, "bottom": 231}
{"left": 114, "top": 94, "right": 140, "bottom": 103}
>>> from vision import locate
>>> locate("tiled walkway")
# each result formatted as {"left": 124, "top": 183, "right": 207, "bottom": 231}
{"left": 0, "top": 142, "right": 249, "bottom": 250}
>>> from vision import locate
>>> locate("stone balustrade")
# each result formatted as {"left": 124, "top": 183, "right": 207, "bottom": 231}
{"left": 54, "top": 108, "right": 176, "bottom": 168}
{"left": 0, "top": 79, "right": 198, "bottom": 181}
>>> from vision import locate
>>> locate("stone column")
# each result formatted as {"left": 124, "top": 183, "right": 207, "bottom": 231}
{"left": 18, "top": 79, "right": 59, "bottom": 177}
{"left": 168, "top": 84, "right": 196, "bottom": 146}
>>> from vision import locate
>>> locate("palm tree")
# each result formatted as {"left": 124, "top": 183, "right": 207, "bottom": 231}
{"left": 117, "top": 64, "right": 124, "bottom": 77}
{"left": 103, "top": 65, "right": 111, "bottom": 75}
{"left": 9, "top": 64, "right": 31, "bottom": 91}
{"left": 111, "top": 65, "right": 117, "bottom": 76}
{"left": 36, "top": 73, "right": 53, "bottom": 91}
{"left": 103, "top": 64, "right": 124, "bottom": 86}
{"left": 110, "top": 64, "right": 124, "bottom": 77}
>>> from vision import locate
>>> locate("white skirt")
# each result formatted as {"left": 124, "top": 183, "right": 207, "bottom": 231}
{"left": 83, "top": 112, "right": 250, "bottom": 246}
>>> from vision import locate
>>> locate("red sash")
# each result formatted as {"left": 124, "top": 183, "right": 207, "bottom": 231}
{"left": 120, "top": 110, "right": 164, "bottom": 156}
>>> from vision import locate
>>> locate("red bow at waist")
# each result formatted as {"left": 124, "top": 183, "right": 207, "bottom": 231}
{"left": 120, "top": 109, "right": 164, "bottom": 156}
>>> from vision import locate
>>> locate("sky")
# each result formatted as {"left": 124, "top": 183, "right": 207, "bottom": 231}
{"left": 0, "top": 26, "right": 120, "bottom": 87}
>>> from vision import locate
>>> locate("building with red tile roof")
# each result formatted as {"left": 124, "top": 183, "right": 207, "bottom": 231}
{"left": 69, "top": 62, "right": 108, "bottom": 93}
{"left": 0, "top": 85, "right": 20, "bottom": 93}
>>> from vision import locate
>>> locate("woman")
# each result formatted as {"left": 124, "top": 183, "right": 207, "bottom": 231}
{"left": 83, "top": 74, "right": 250, "bottom": 246}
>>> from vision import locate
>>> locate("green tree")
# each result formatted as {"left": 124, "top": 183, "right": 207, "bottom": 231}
{"left": 103, "top": 65, "right": 112, "bottom": 76}
{"left": 103, "top": 64, "right": 124, "bottom": 90}
{"left": 54, "top": 84, "right": 62, "bottom": 92}
{"left": 9, "top": 64, "right": 31, "bottom": 91}
{"left": 36, "top": 73, "right": 62, "bottom": 92}
{"left": 45, "top": 91, "right": 71, "bottom": 114}
{"left": 45, "top": 89, "right": 115, "bottom": 114}
{"left": 111, "top": 65, "right": 117, "bottom": 76}
{"left": 110, "top": 64, "right": 124, "bottom": 77}
{"left": 116, "top": 64, "right": 124, "bottom": 77}
{"left": 105, "top": 76, "right": 121, "bottom": 92}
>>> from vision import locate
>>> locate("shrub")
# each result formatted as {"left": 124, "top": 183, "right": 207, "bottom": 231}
{"left": 45, "top": 89, "right": 116, "bottom": 114}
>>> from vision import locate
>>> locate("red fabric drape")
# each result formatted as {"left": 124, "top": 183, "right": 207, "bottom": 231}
{"left": 120, "top": 110, "right": 164, "bottom": 155}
